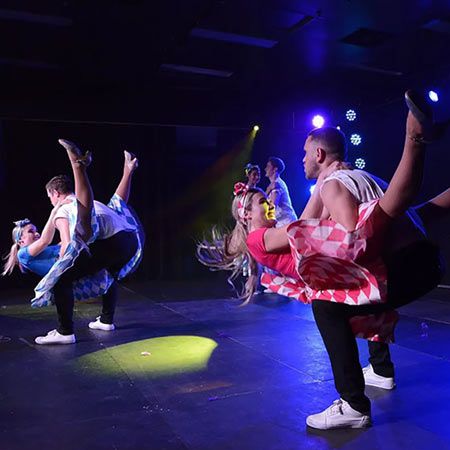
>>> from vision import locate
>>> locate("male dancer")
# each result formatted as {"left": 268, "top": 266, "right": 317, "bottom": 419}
{"left": 302, "top": 94, "right": 446, "bottom": 429}
{"left": 265, "top": 157, "right": 297, "bottom": 227}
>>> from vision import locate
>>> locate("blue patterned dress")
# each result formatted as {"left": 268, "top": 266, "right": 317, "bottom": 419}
{"left": 31, "top": 194, "right": 144, "bottom": 307}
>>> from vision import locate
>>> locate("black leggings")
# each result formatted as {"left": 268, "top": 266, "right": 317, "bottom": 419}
{"left": 54, "top": 231, "right": 138, "bottom": 334}
{"left": 312, "top": 240, "right": 444, "bottom": 414}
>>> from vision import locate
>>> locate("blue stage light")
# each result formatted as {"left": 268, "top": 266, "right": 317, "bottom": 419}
{"left": 428, "top": 91, "right": 439, "bottom": 102}
{"left": 346, "top": 109, "right": 357, "bottom": 121}
{"left": 350, "top": 133, "right": 362, "bottom": 146}
{"left": 312, "top": 115, "right": 325, "bottom": 128}
{"left": 355, "top": 158, "right": 366, "bottom": 169}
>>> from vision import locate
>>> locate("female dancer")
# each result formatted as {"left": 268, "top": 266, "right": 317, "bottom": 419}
{"left": 244, "top": 163, "right": 260, "bottom": 189}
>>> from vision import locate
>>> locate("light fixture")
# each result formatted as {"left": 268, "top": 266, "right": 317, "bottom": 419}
{"left": 312, "top": 115, "right": 325, "bottom": 128}
{"left": 346, "top": 109, "right": 357, "bottom": 121}
{"left": 428, "top": 90, "right": 439, "bottom": 102}
{"left": 350, "top": 133, "right": 362, "bottom": 146}
{"left": 355, "top": 158, "right": 366, "bottom": 169}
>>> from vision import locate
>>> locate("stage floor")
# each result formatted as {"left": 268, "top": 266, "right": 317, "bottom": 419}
{"left": 2, "top": 282, "right": 450, "bottom": 450}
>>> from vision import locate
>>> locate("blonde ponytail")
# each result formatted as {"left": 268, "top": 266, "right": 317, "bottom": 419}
{"left": 196, "top": 189, "right": 263, "bottom": 304}
{"left": 2, "top": 242, "right": 23, "bottom": 275}
{"left": 2, "top": 223, "right": 27, "bottom": 276}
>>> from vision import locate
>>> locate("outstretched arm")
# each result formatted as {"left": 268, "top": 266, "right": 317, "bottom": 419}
{"left": 115, "top": 151, "right": 138, "bottom": 203}
{"left": 263, "top": 225, "right": 290, "bottom": 252}
{"left": 27, "top": 202, "right": 65, "bottom": 257}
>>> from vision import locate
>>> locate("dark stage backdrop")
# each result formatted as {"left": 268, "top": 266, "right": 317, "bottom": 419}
{"left": 0, "top": 108, "right": 449, "bottom": 292}
{"left": 0, "top": 119, "right": 247, "bottom": 290}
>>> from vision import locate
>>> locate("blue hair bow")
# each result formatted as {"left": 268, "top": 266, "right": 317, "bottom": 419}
{"left": 13, "top": 218, "right": 31, "bottom": 243}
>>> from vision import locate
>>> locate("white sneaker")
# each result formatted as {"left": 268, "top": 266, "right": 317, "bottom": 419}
{"left": 88, "top": 316, "right": 115, "bottom": 331}
{"left": 363, "top": 364, "right": 395, "bottom": 390}
{"left": 35, "top": 329, "right": 76, "bottom": 345}
{"left": 306, "top": 399, "right": 371, "bottom": 430}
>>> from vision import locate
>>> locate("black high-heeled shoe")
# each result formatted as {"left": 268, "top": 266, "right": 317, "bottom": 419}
{"left": 405, "top": 89, "right": 433, "bottom": 126}
{"left": 405, "top": 90, "right": 448, "bottom": 143}
{"left": 58, "top": 139, "right": 92, "bottom": 166}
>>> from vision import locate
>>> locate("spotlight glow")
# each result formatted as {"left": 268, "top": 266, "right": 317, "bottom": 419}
{"left": 75, "top": 336, "right": 218, "bottom": 378}
{"left": 309, "top": 184, "right": 316, "bottom": 195}
{"left": 355, "top": 158, "right": 366, "bottom": 169}
{"left": 346, "top": 109, "right": 357, "bottom": 121}
{"left": 428, "top": 91, "right": 439, "bottom": 102}
{"left": 312, "top": 115, "right": 325, "bottom": 128}
{"left": 253, "top": 125, "right": 260, "bottom": 131}
{"left": 350, "top": 133, "right": 362, "bottom": 146}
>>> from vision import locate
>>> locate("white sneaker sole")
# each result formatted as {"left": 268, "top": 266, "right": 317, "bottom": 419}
{"left": 35, "top": 336, "right": 76, "bottom": 345}
{"left": 363, "top": 365, "right": 396, "bottom": 390}
{"left": 88, "top": 322, "right": 115, "bottom": 331}
{"left": 306, "top": 416, "right": 372, "bottom": 430}
{"left": 365, "top": 379, "right": 396, "bottom": 390}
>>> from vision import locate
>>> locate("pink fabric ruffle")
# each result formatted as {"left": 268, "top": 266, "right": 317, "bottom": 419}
{"left": 260, "top": 200, "right": 397, "bottom": 342}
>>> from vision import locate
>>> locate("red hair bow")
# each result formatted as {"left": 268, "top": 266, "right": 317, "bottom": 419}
{"left": 233, "top": 182, "right": 248, "bottom": 197}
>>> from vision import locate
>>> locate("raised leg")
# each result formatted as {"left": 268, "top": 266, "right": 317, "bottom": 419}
{"left": 414, "top": 188, "right": 450, "bottom": 226}
{"left": 378, "top": 111, "right": 427, "bottom": 219}
{"left": 114, "top": 150, "right": 138, "bottom": 203}
{"left": 58, "top": 139, "right": 94, "bottom": 242}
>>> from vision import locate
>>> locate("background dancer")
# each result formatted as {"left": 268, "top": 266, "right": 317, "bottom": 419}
{"left": 265, "top": 157, "right": 297, "bottom": 227}
{"left": 244, "top": 163, "right": 261, "bottom": 189}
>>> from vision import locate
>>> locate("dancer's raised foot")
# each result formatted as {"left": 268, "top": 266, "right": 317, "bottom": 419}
{"left": 405, "top": 89, "right": 448, "bottom": 143}
{"left": 124, "top": 150, "right": 138, "bottom": 173}
{"left": 405, "top": 89, "right": 433, "bottom": 126}
{"left": 58, "top": 139, "right": 92, "bottom": 166}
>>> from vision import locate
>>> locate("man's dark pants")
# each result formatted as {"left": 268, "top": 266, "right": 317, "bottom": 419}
{"left": 312, "top": 241, "right": 444, "bottom": 414}
{"left": 54, "top": 230, "right": 138, "bottom": 335}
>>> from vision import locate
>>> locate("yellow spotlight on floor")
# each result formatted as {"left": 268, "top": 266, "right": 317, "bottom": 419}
{"left": 74, "top": 336, "right": 218, "bottom": 378}
{"left": 253, "top": 125, "right": 260, "bottom": 132}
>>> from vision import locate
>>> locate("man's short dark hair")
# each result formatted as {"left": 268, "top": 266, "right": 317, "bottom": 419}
{"left": 268, "top": 157, "right": 286, "bottom": 174}
{"left": 45, "top": 175, "right": 74, "bottom": 194}
{"left": 307, "top": 127, "right": 347, "bottom": 161}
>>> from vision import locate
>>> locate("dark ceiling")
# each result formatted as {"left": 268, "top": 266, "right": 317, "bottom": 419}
{"left": 1, "top": 0, "right": 450, "bottom": 126}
